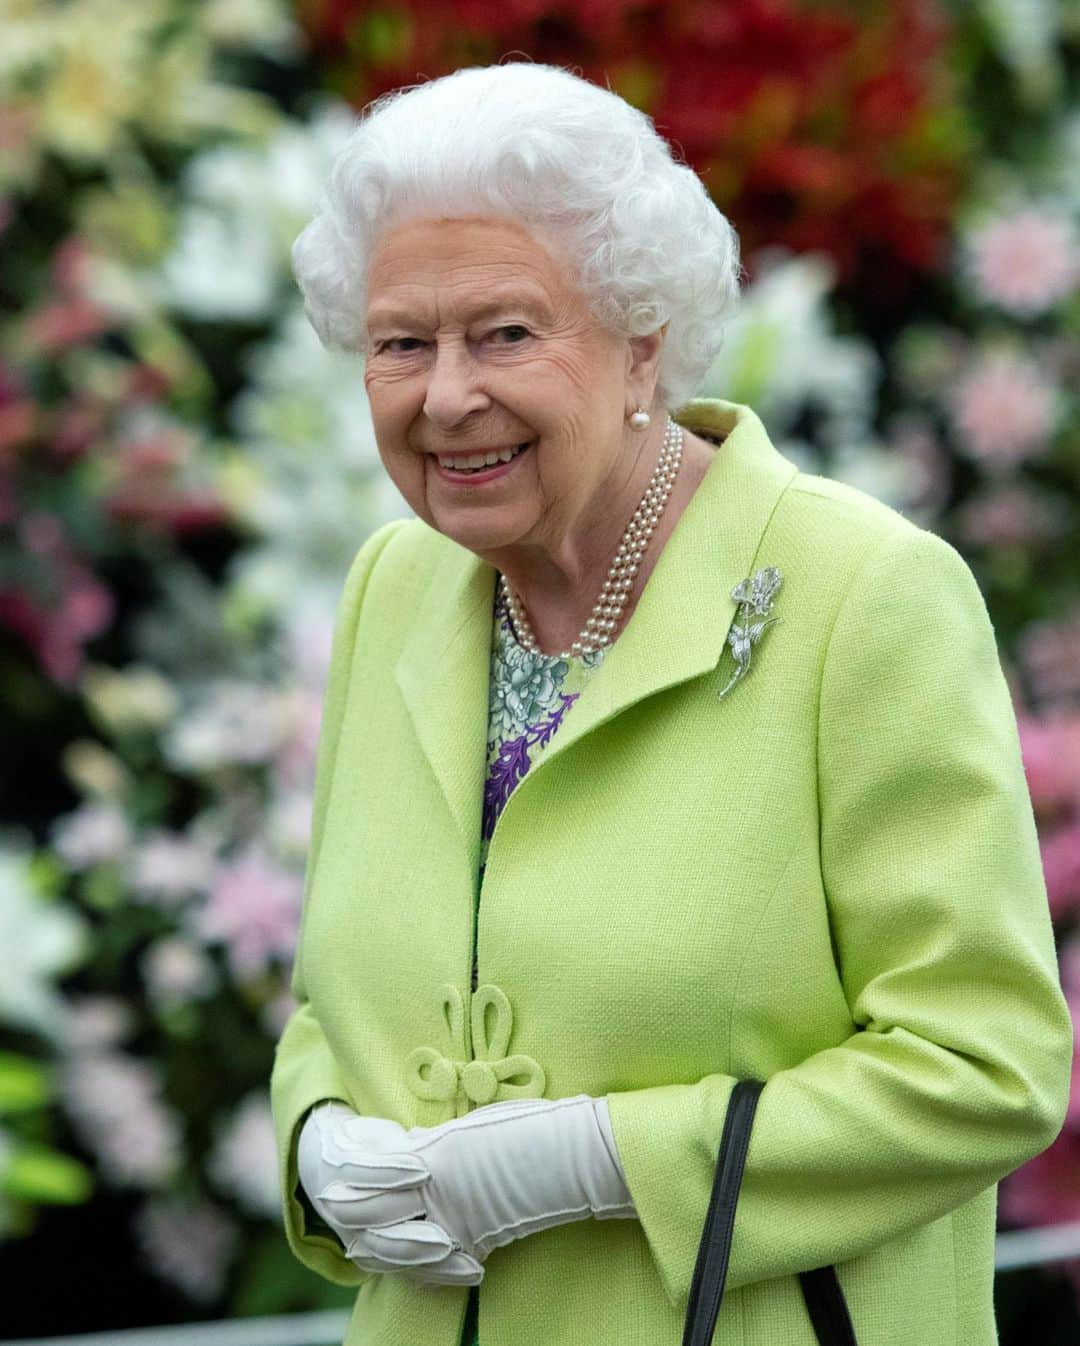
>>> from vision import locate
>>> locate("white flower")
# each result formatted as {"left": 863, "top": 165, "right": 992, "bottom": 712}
{"left": 203, "top": 0, "right": 305, "bottom": 60}
{"left": 61, "top": 739, "right": 131, "bottom": 800}
{"left": 50, "top": 801, "right": 131, "bottom": 870}
{"left": 61, "top": 1052, "right": 182, "bottom": 1188}
{"left": 224, "top": 304, "right": 411, "bottom": 625}
{"left": 266, "top": 791, "right": 314, "bottom": 861}
{"left": 156, "top": 101, "right": 358, "bottom": 322}
{"left": 82, "top": 662, "right": 178, "bottom": 734}
{"left": 164, "top": 680, "right": 288, "bottom": 771}
{"left": 208, "top": 1091, "right": 280, "bottom": 1218}
{"left": 0, "top": 847, "right": 87, "bottom": 1041}
{"left": 61, "top": 994, "right": 134, "bottom": 1052}
{"left": 696, "top": 248, "right": 881, "bottom": 453}
{"left": 159, "top": 204, "right": 278, "bottom": 322}
{"left": 281, "top": 609, "right": 335, "bottom": 685}
{"left": 33, "top": 1, "right": 154, "bottom": 163}
{"left": 140, "top": 936, "right": 219, "bottom": 1008}
{"left": 977, "top": 0, "right": 1060, "bottom": 85}
{"left": 129, "top": 830, "right": 216, "bottom": 908}
{"left": 133, "top": 1195, "right": 237, "bottom": 1302}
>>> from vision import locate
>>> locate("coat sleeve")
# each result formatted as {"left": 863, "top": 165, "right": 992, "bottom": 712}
{"left": 604, "top": 522, "right": 1073, "bottom": 1313}
{"left": 270, "top": 517, "right": 408, "bottom": 1287}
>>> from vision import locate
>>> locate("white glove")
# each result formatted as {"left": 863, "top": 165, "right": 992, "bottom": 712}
{"left": 297, "top": 1102, "right": 485, "bottom": 1286}
{"left": 301, "top": 1095, "right": 636, "bottom": 1284}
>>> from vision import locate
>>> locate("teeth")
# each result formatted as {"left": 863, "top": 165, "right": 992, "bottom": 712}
{"left": 438, "top": 442, "right": 530, "bottom": 471}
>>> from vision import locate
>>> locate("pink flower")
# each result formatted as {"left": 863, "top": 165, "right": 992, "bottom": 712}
{"left": 955, "top": 483, "right": 1068, "bottom": 551}
{"left": 1019, "top": 713, "right": 1080, "bottom": 818}
{"left": 195, "top": 847, "right": 301, "bottom": 978}
{"left": 1039, "top": 823, "right": 1080, "bottom": 921}
{"left": 998, "top": 1129, "right": 1080, "bottom": 1226}
{"left": 23, "top": 298, "right": 111, "bottom": 352}
{"left": 101, "top": 429, "right": 231, "bottom": 535}
{"left": 947, "top": 348, "right": 1059, "bottom": 468}
{"left": 0, "top": 510, "right": 113, "bottom": 685}
{"left": 966, "top": 207, "right": 1079, "bottom": 317}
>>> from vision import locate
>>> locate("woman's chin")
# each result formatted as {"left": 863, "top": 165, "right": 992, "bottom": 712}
{"left": 428, "top": 504, "right": 531, "bottom": 554}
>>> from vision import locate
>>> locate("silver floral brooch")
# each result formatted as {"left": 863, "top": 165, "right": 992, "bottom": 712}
{"left": 716, "top": 565, "right": 783, "bottom": 699}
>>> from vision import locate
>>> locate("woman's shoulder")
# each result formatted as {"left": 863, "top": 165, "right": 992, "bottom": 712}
{"left": 785, "top": 467, "right": 917, "bottom": 537}
{"left": 777, "top": 465, "right": 964, "bottom": 580}
{"left": 346, "top": 514, "right": 450, "bottom": 589}
{"left": 337, "top": 513, "right": 473, "bottom": 636}
{"left": 761, "top": 466, "right": 986, "bottom": 648}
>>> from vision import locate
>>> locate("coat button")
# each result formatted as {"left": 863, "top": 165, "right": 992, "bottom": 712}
{"left": 461, "top": 1060, "right": 499, "bottom": 1104}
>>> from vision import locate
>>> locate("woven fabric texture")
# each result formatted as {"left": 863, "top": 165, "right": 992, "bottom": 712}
{"left": 270, "top": 399, "right": 1072, "bottom": 1346}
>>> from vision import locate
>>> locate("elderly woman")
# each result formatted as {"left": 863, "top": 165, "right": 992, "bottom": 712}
{"left": 269, "top": 61, "right": 1072, "bottom": 1346}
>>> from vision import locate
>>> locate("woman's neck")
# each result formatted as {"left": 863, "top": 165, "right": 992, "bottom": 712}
{"left": 505, "top": 427, "right": 720, "bottom": 657}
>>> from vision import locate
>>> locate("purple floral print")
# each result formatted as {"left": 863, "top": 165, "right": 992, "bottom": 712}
{"left": 482, "top": 690, "right": 580, "bottom": 838}
{"left": 480, "top": 588, "right": 605, "bottom": 845}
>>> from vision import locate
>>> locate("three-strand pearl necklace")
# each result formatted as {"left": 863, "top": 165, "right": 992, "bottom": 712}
{"left": 498, "top": 415, "right": 684, "bottom": 660}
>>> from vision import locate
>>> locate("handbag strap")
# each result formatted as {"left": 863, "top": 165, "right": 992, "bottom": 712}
{"left": 683, "top": 1078, "right": 764, "bottom": 1346}
{"left": 798, "top": 1265, "right": 858, "bottom": 1346}
{"left": 681, "top": 1078, "right": 858, "bottom": 1346}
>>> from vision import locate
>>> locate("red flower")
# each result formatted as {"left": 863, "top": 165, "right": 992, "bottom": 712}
{"left": 295, "top": 0, "right": 962, "bottom": 302}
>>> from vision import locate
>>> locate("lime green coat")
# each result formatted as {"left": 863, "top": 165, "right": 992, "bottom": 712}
{"left": 270, "top": 398, "right": 1072, "bottom": 1346}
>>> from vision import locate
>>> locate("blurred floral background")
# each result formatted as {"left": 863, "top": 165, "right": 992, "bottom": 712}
{"left": 0, "top": 0, "right": 1076, "bottom": 1338}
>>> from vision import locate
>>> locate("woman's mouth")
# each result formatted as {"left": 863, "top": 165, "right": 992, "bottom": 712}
{"left": 433, "top": 440, "right": 534, "bottom": 485}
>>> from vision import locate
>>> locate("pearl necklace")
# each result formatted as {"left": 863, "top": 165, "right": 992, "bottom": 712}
{"left": 498, "top": 416, "right": 684, "bottom": 659}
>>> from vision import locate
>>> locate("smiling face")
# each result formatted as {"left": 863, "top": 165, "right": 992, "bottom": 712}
{"left": 363, "top": 215, "right": 660, "bottom": 570}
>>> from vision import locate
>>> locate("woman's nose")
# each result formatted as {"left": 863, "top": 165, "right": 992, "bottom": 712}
{"left": 422, "top": 340, "right": 491, "bottom": 429}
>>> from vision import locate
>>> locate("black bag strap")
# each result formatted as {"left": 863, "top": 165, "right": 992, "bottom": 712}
{"left": 799, "top": 1265, "right": 858, "bottom": 1346}
{"left": 681, "top": 1078, "right": 858, "bottom": 1346}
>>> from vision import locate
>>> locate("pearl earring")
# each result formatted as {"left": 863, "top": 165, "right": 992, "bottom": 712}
{"left": 629, "top": 407, "right": 651, "bottom": 430}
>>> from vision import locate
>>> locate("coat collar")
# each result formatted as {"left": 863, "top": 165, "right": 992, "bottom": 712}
{"left": 394, "top": 399, "right": 799, "bottom": 861}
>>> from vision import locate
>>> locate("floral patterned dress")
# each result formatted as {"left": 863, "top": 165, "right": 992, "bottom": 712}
{"left": 459, "top": 579, "right": 607, "bottom": 1346}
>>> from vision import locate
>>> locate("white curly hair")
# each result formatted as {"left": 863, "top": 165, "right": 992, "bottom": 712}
{"left": 291, "top": 61, "right": 744, "bottom": 412}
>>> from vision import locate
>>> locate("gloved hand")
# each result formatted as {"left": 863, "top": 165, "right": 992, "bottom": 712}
{"left": 300, "top": 1094, "right": 636, "bottom": 1285}
{"left": 298, "top": 1102, "right": 485, "bottom": 1286}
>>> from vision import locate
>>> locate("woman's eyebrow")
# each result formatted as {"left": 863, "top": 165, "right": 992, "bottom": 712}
{"left": 367, "top": 291, "right": 551, "bottom": 327}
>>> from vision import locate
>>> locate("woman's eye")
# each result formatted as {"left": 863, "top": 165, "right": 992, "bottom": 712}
{"left": 377, "top": 326, "right": 529, "bottom": 354}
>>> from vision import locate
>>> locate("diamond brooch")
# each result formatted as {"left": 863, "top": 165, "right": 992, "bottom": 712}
{"left": 716, "top": 565, "right": 783, "bottom": 699}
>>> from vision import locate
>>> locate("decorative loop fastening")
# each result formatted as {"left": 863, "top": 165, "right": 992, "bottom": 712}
{"left": 404, "top": 982, "right": 546, "bottom": 1114}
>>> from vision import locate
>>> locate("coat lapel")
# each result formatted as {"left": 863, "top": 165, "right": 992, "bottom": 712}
{"left": 394, "top": 399, "right": 799, "bottom": 865}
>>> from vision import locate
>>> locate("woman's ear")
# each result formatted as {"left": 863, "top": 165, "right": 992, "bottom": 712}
{"left": 626, "top": 322, "right": 668, "bottom": 410}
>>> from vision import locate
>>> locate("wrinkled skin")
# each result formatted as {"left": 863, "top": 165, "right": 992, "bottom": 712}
{"left": 363, "top": 215, "right": 714, "bottom": 654}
